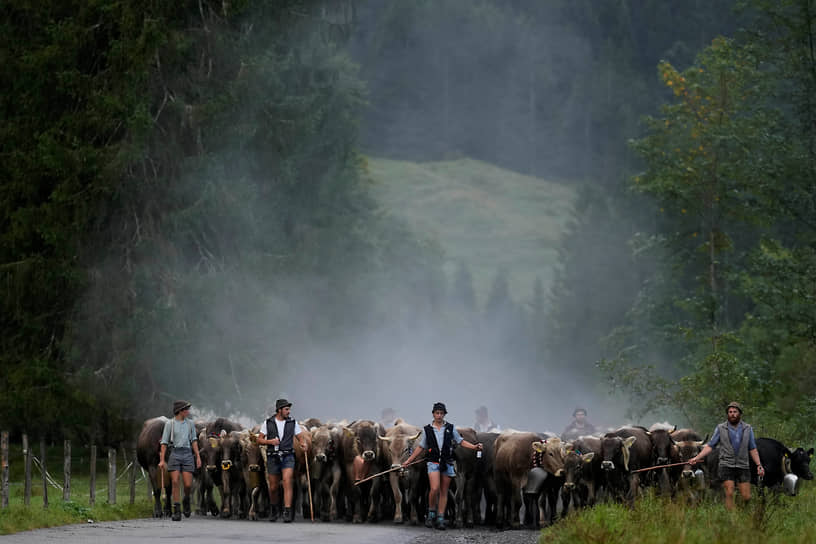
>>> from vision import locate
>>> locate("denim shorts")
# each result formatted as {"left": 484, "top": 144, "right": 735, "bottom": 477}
{"left": 267, "top": 451, "right": 296, "bottom": 475}
{"left": 168, "top": 447, "right": 195, "bottom": 473}
{"left": 427, "top": 461, "right": 456, "bottom": 477}
{"left": 718, "top": 466, "right": 751, "bottom": 483}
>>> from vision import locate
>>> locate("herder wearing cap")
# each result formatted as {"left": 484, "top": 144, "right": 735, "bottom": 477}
{"left": 401, "top": 402, "right": 483, "bottom": 530}
{"left": 561, "top": 407, "right": 597, "bottom": 442}
{"left": 258, "top": 398, "right": 311, "bottom": 523}
{"left": 158, "top": 400, "right": 202, "bottom": 521}
{"left": 689, "top": 401, "right": 765, "bottom": 510}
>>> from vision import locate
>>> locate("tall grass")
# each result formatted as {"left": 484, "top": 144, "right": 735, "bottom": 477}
{"left": 540, "top": 486, "right": 816, "bottom": 544}
{"left": 0, "top": 442, "right": 152, "bottom": 535}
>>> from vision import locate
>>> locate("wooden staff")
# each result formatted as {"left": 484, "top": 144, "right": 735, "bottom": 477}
{"left": 303, "top": 443, "right": 314, "bottom": 522}
{"left": 354, "top": 459, "right": 425, "bottom": 485}
{"left": 631, "top": 461, "right": 692, "bottom": 473}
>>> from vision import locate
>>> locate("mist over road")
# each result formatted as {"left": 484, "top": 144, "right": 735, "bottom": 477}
{"left": 2, "top": 517, "right": 540, "bottom": 544}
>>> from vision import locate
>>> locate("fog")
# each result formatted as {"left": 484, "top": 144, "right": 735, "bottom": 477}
{"left": 175, "top": 2, "right": 672, "bottom": 432}
{"left": 74, "top": 2, "right": 738, "bottom": 437}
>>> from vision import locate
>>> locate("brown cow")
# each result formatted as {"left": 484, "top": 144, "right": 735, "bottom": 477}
{"left": 494, "top": 431, "right": 564, "bottom": 529}
{"left": 219, "top": 430, "right": 248, "bottom": 518}
{"left": 561, "top": 435, "right": 601, "bottom": 514}
{"left": 307, "top": 424, "right": 343, "bottom": 521}
{"left": 239, "top": 431, "right": 269, "bottom": 520}
{"left": 340, "top": 420, "right": 386, "bottom": 523}
{"left": 196, "top": 430, "right": 223, "bottom": 516}
{"left": 674, "top": 439, "right": 705, "bottom": 503}
{"left": 529, "top": 436, "right": 567, "bottom": 528}
{"left": 378, "top": 422, "right": 424, "bottom": 524}
{"left": 136, "top": 417, "right": 172, "bottom": 518}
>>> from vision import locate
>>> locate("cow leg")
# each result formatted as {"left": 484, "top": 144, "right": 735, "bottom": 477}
{"left": 464, "top": 473, "right": 477, "bottom": 528}
{"left": 510, "top": 484, "right": 522, "bottom": 529}
{"left": 389, "top": 472, "right": 404, "bottom": 523}
{"left": 163, "top": 473, "right": 173, "bottom": 517}
{"left": 560, "top": 486, "right": 571, "bottom": 517}
{"left": 329, "top": 466, "right": 341, "bottom": 521}
{"left": 367, "top": 477, "right": 380, "bottom": 522}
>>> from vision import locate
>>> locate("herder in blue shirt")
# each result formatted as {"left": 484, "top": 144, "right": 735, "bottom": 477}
{"left": 401, "top": 402, "right": 483, "bottom": 530}
{"left": 689, "top": 401, "right": 765, "bottom": 510}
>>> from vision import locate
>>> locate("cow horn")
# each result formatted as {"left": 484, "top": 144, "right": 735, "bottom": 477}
{"left": 409, "top": 431, "right": 421, "bottom": 441}
{"left": 378, "top": 435, "right": 394, "bottom": 443}
{"left": 622, "top": 436, "right": 636, "bottom": 472}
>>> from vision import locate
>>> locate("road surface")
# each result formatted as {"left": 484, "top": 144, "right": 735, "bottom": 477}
{"left": 2, "top": 517, "right": 541, "bottom": 544}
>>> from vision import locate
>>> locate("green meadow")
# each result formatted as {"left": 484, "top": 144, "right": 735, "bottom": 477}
{"left": 366, "top": 157, "right": 577, "bottom": 303}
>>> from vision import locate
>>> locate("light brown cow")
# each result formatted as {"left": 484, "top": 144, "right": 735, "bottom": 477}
{"left": 494, "top": 432, "right": 565, "bottom": 529}
{"left": 378, "top": 422, "right": 423, "bottom": 524}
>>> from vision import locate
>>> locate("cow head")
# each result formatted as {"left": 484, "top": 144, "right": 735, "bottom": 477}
{"left": 347, "top": 421, "right": 379, "bottom": 462}
{"left": 220, "top": 430, "right": 243, "bottom": 473}
{"left": 379, "top": 427, "right": 422, "bottom": 467}
{"left": 200, "top": 431, "right": 223, "bottom": 473}
{"left": 789, "top": 447, "right": 814, "bottom": 480}
{"left": 562, "top": 448, "right": 594, "bottom": 490}
{"left": 601, "top": 435, "right": 636, "bottom": 472}
{"left": 649, "top": 429, "right": 675, "bottom": 466}
{"left": 532, "top": 437, "right": 566, "bottom": 477}
{"left": 311, "top": 425, "right": 338, "bottom": 464}
{"left": 675, "top": 440, "right": 704, "bottom": 479}
{"left": 239, "top": 432, "right": 264, "bottom": 473}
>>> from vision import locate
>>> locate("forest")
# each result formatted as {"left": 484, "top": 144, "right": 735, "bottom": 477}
{"left": 1, "top": 0, "right": 813, "bottom": 446}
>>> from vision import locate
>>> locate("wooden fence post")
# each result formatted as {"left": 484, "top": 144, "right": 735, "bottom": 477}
{"left": 89, "top": 444, "right": 96, "bottom": 506}
{"left": 1, "top": 431, "right": 8, "bottom": 509}
{"left": 129, "top": 444, "right": 137, "bottom": 505}
{"left": 41, "top": 439, "right": 48, "bottom": 508}
{"left": 107, "top": 447, "right": 116, "bottom": 504}
{"left": 23, "top": 434, "right": 32, "bottom": 506}
{"left": 63, "top": 440, "right": 71, "bottom": 501}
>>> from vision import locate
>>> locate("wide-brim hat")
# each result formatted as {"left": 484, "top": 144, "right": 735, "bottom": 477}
{"left": 173, "top": 400, "right": 191, "bottom": 415}
{"left": 275, "top": 398, "right": 293, "bottom": 412}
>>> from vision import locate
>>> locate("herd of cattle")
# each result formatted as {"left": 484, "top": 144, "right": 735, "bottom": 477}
{"left": 136, "top": 416, "right": 814, "bottom": 529}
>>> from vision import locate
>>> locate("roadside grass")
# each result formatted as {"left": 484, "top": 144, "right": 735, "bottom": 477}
{"left": 540, "top": 485, "right": 816, "bottom": 544}
{"left": 365, "top": 156, "right": 576, "bottom": 303}
{"left": 0, "top": 442, "right": 152, "bottom": 535}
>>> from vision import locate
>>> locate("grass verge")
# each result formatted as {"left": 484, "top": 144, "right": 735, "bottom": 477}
{"left": 0, "top": 442, "right": 152, "bottom": 535}
{"left": 540, "top": 485, "right": 816, "bottom": 544}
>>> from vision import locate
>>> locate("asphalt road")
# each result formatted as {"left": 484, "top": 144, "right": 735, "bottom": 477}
{"left": 3, "top": 518, "right": 541, "bottom": 544}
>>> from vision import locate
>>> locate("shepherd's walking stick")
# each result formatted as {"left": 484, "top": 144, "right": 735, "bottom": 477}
{"left": 354, "top": 459, "right": 425, "bottom": 485}
{"left": 631, "top": 461, "right": 692, "bottom": 473}
{"left": 303, "top": 445, "right": 314, "bottom": 522}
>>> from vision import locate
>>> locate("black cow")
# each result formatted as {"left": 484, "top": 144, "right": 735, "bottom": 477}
{"left": 752, "top": 437, "right": 814, "bottom": 489}
{"left": 561, "top": 435, "right": 602, "bottom": 513}
{"left": 600, "top": 427, "right": 652, "bottom": 505}
{"left": 472, "top": 431, "right": 499, "bottom": 526}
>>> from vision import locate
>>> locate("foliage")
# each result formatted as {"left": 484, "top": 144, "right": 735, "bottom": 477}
{"left": 598, "top": 1, "right": 816, "bottom": 441}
